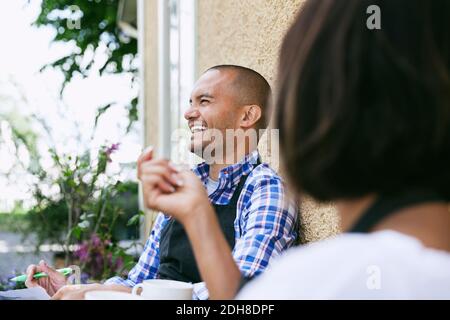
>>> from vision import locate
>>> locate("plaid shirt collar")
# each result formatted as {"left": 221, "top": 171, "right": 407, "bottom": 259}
{"left": 192, "top": 150, "right": 261, "bottom": 205}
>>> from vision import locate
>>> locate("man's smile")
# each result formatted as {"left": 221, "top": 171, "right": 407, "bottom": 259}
{"left": 190, "top": 125, "right": 207, "bottom": 133}
{"left": 189, "top": 121, "right": 208, "bottom": 134}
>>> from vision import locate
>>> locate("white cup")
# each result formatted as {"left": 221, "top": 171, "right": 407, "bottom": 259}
{"left": 131, "top": 279, "right": 193, "bottom": 300}
{"left": 85, "top": 290, "right": 144, "bottom": 300}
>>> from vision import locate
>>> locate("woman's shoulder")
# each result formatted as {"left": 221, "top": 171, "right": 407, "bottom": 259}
{"left": 237, "top": 231, "right": 450, "bottom": 299}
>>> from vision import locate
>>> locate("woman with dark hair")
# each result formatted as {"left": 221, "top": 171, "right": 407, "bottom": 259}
{"left": 138, "top": 0, "right": 450, "bottom": 299}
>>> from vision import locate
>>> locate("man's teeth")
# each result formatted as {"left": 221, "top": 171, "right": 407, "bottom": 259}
{"left": 191, "top": 126, "right": 207, "bottom": 133}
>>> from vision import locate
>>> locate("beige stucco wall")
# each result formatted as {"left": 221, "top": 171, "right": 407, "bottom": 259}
{"left": 197, "top": 0, "right": 340, "bottom": 243}
{"left": 197, "top": 0, "right": 301, "bottom": 82}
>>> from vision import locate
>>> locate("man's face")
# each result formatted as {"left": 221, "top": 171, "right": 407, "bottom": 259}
{"left": 185, "top": 69, "right": 242, "bottom": 159}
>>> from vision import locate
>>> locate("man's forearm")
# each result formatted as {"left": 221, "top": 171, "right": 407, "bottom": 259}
{"left": 78, "top": 283, "right": 133, "bottom": 296}
{"left": 184, "top": 203, "right": 241, "bottom": 300}
{"left": 51, "top": 282, "right": 133, "bottom": 300}
{"left": 103, "top": 283, "right": 133, "bottom": 293}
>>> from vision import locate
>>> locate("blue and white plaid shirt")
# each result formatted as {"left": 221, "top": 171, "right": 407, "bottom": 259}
{"left": 106, "top": 150, "right": 299, "bottom": 299}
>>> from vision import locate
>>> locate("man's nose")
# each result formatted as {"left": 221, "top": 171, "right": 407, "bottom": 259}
{"left": 184, "top": 106, "right": 200, "bottom": 121}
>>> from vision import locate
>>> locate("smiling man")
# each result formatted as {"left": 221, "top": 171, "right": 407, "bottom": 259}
{"left": 25, "top": 65, "right": 298, "bottom": 300}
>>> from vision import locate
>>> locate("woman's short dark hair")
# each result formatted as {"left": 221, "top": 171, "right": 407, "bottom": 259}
{"left": 275, "top": 0, "right": 450, "bottom": 201}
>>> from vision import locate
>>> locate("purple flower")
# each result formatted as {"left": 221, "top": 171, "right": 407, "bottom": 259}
{"left": 72, "top": 232, "right": 130, "bottom": 281}
{"left": 95, "top": 254, "right": 103, "bottom": 270}
{"left": 115, "top": 257, "right": 124, "bottom": 271}
{"left": 74, "top": 243, "right": 89, "bottom": 262}
{"left": 91, "top": 234, "right": 102, "bottom": 248}
{"left": 104, "top": 143, "right": 120, "bottom": 162}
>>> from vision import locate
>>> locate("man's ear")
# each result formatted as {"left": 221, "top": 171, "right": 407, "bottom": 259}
{"left": 240, "top": 105, "right": 262, "bottom": 128}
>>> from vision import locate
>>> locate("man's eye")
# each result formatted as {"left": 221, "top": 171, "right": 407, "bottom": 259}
{"left": 200, "top": 99, "right": 209, "bottom": 104}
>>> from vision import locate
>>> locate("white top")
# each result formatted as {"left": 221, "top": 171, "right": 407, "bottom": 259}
{"left": 237, "top": 230, "right": 450, "bottom": 299}
{"left": 206, "top": 177, "right": 219, "bottom": 196}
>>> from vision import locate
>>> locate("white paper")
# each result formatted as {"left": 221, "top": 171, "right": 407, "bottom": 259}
{"left": 0, "top": 287, "right": 51, "bottom": 300}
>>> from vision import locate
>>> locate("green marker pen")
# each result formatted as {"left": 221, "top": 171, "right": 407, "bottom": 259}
{"left": 9, "top": 267, "right": 73, "bottom": 282}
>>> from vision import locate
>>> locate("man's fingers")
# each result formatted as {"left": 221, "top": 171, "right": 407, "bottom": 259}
{"left": 26, "top": 264, "right": 36, "bottom": 277}
{"left": 25, "top": 265, "right": 38, "bottom": 288}
{"left": 38, "top": 260, "right": 62, "bottom": 279}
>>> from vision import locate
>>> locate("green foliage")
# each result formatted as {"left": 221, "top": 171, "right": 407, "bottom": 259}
{"left": 0, "top": 211, "right": 28, "bottom": 233}
{"left": 19, "top": 139, "right": 142, "bottom": 279}
{"left": 2, "top": 93, "right": 142, "bottom": 282}
{"left": 26, "top": 200, "right": 68, "bottom": 247}
{"left": 32, "top": 0, "right": 139, "bottom": 131}
{"left": 34, "top": 0, "right": 137, "bottom": 83}
{"left": 0, "top": 1, "right": 143, "bottom": 282}
{"left": 23, "top": 145, "right": 140, "bottom": 251}
{"left": 0, "top": 111, "right": 41, "bottom": 175}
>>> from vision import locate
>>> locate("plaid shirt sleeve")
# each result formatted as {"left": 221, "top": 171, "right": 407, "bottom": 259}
{"left": 232, "top": 170, "right": 298, "bottom": 278}
{"left": 104, "top": 212, "right": 169, "bottom": 287}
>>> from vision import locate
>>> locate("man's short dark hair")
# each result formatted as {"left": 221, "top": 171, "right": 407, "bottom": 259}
{"left": 206, "top": 65, "right": 272, "bottom": 129}
{"left": 276, "top": 0, "right": 450, "bottom": 201}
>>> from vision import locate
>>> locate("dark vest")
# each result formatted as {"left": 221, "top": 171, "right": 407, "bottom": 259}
{"left": 157, "top": 165, "right": 258, "bottom": 283}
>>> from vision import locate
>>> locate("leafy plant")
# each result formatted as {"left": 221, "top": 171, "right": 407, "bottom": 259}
{"left": 2, "top": 111, "right": 141, "bottom": 278}
{"left": 24, "top": 142, "right": 141, "bottom": 254}
{"left": 73, "top": 233, "right": 136, "bottom": 281}
{"left": 0, "top": 1, "right": 143, "bottom": 282}
{"left": 31, "top": 0, "right": 139, "bottom": 131}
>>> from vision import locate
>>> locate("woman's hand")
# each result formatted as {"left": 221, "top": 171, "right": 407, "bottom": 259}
{"left": 138, "top": 147, "right": 214, "bottom": 225}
